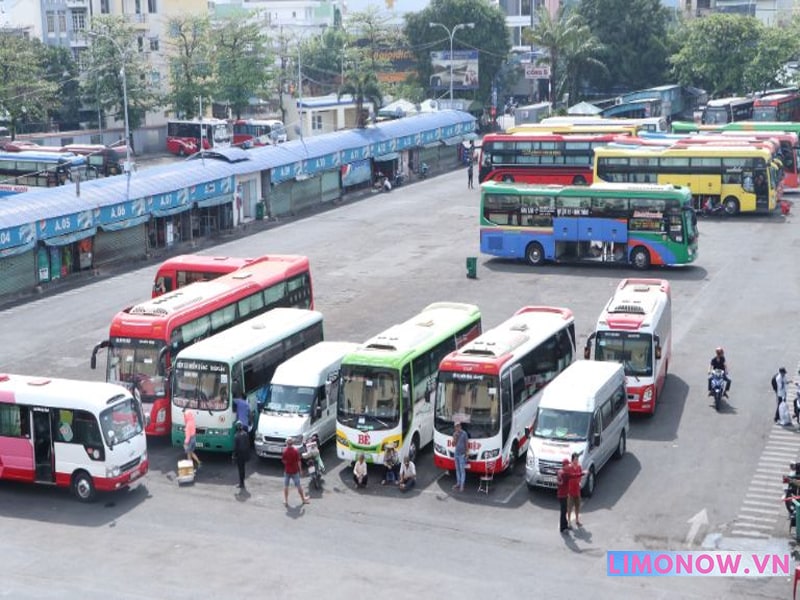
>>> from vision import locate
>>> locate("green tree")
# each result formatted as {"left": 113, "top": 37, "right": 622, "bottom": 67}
{"left": 0, "top": 36, "right": 58, "bottom": 139}
{"left": 211, "top": 12, "right": 274, "bottom": 119}
{"left": 742, "top": 26, "right": 800, "bottom": 94}
{"left": 166, "top": 15, "right": 215, "bottom": 118}
{"left": 577, "top": 0, "right": 670, "bottom": 92}
{"left": 670, "top": 14, "right": 762, "bottom": 97}
{"left": 405, "top": 0, "right": 509, "bottom": 104}
{"left": 299, "top": 26, "right": 350, "bottom": 96}
{"left": 41, "top": 46, "right": 81, "bottom": 131}
{"left": 338, "top": 69, "right": 383, "bottom": 127}
{"left": 82, "top": 16, "right": 161, "bottom": 138}
{"left": 524, "top": 6, "right": 605, "bottom": 104}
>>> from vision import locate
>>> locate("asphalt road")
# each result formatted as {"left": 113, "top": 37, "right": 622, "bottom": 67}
{"left": 0, "top": 170, "right": 799, "bottom": 599}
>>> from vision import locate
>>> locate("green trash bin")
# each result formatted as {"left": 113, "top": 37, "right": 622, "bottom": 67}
{"left": 466, "top": 257, "right": 477, "bottom": 279}
{"left": 255, "top": 201, "right": 265, "bottom": 221}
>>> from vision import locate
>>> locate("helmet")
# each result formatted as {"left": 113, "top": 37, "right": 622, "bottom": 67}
{"left": 234, "top": 420, "right": 243, "bottom": 430}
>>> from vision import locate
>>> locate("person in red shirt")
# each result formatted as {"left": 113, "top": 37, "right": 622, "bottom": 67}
{"left": 567, "top": 452, "right": 583, "bottom": 527}
{"left": 556, "top": 458, "right": 571, "bottom": 533}
{"left": 281, "top": 437, "right": 310, "bottom": 508}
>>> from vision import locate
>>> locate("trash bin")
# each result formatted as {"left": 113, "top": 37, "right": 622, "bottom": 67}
{"left": 255, "top": 201, "right": 265, "bottom": 221}
{"left": 466, "top": 256, "right": 477, "bottom": 279}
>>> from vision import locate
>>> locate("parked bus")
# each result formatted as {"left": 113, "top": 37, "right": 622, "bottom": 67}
{"left": 478, "top": 132, "right": 623, "bottom": 185}
{"left": 166, "top": 118, "right": 233, "bottom": 156}
{"left": 752, "top": 92, "right": 800, "bottom": 122}
{"left": 335, "top": 302, "right": 482, "bottom": 464}
{"left": 3, "top": 142, "right": 124, "bottom": 178}
{"left": 594, "top": 144, "right": 778, "bottom": 214}
{"left": 480, "top": 181, "right": 698, "bottom": 269}
{"left": 0, "top": 373, "right": 148, "bottom": 502}
{"left": 90, "top": 255, "right": 314, "bottom": 436}
{"left": 0, "top": 150, "right": 86, "bottom": 197}
{"left": 540, "top": 116, "right": 668, "bottom": 133}
{"left": 433, "top": 306, "right": 576, "bottom": 476}
{"left": 584, "top": 279, "right": 671, "bottom": 415}
{"left": 171, "top": 308, "right": 324, "bottom": 453}
{"left": 232, "top": 119, "right": 288, "bottom": 148}
{"left": 153, "top": 254, "right": 274, "bottom": 297}
{"left": 700, "top": 97, "right": 754, "bottom": 124}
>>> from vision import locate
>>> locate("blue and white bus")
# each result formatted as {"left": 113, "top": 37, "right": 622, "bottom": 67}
{"left": 0, "top": 150, "right": 86, "bottom": 197}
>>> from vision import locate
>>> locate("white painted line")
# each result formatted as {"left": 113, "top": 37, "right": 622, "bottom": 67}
{"left": 765, "top": 443, "right": 800, "bottom": 450}
{"left": 742, "top": 500, "right": 778, "bottom": 507}
{"left": 739, "top": 506, "right": 779, "bottom": 515}
{"left": 732, "top": 521, "right": 773, "bottom": 529}
{"left": 737, "top": 515, "right": 778, "bottom": 523}
{"left": 770, "top": 432, "right": 800, "bottom": 440}
{"left": 498, "top": 480, "right": 526, "bottom": 505}
{"left": 751, "top": 473, "right": 780, "bottom": 479}
{"left": 746, "top": 493, "right": 780, "bottom": 501}
{"left": 748, "top": 484, "right": 783, "bottom": 491}
{"left": 730, "top": 530, "right": 770, "bottom": 538}
{"left": 761, "top": 451, "right": 797, "bottom": 457}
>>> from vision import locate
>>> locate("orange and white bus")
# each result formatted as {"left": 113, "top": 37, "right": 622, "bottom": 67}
{"left": 433, "top": 306, "right": 576, "bottom": 475}
{"left": 0, "top": 374, "right": 148, "bottom": 502}
{"left": 584, "top": 279, "right": 671, "bottom": 415}
{"left": 153, "top": 254, "right": 269, "bottom": 297}
{"left": 91, "top": 255, "right": 313, "bottom": 436}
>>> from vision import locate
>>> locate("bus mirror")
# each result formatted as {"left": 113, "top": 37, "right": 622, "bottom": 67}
{"left": 583, "top": 346, "right": 590, "bottom": 360}
{"left": 90, "top": 339, "right": 110, "bottom": 370}
{"left": 655, "top": 345, "right": 662, "bottom": 360}
{"left": 90, "top": 355, "right": 97, "bottom": 370}
{"left": 524, "top": 427, "right": 531, "bottom": 438}
{"left": 593, "top": 432, "right": 601, "bottom": 448}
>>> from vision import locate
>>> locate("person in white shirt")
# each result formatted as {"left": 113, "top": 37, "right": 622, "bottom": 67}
{"left": 398, "top": 455, "right": 416, "bottom": 492}
{"left": 353, "top": 453, "right": 368, "bottom": 488}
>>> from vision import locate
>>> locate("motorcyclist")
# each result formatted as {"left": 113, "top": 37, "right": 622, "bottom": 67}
{"left": 708, "top": 347, "right": 731, "bottom": 397}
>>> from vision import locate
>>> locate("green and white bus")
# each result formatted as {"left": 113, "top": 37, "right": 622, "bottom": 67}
{"left": 171, "top": 308, "right": 324, "bottom": 453}
{"left": 335, "top": 302, "right": 482, "bottom": 464}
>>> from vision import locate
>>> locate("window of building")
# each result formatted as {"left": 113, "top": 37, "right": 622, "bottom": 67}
{"left": 312, "top": 114, "right": 322, "bottom": 131}
{"left": 148, "top": 0, "right": 157, "bottom": 12}
{"left": 149, "top": 37, "right": 159, "bottom": 52}
{"left": 72, "top": 11, "right": 86, "bottom": 31}
{"left": 135, "top": 0, "right": 142, "bottom": 13}
{"left": 137, "top": 36, "right": 144, "bottom": 52}
{"left": 46, "top": 12, "right": 55, "bottom": 33}
{"left": 58, "top": 11, "right": 66, "bottom": 32}
{"left": 100, "top": 0, "right": 110, "bottom": 13}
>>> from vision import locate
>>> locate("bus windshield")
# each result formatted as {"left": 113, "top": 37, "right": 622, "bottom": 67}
{"left": 595, "top": 331, "right": 653, "bottom": 377}
{"left": 702, "top": 108, "right": 730, "bottom": 125}
{"left": 99, "top": 397, "right": 145, "bottom": 446}
{"left": 212, "top": 124, "right": 231, "bottom": 144}
{"left": 435, "top": 371, "right": 499, "bottom": 437}
{"left": 337, "top": 365, "right": 400, "bottom": 430}
{"left": 266, "top": 385, "right": 315, "bottom": 414}
{"left": 534, "top": 408, "right": 590, "bottom": 441}
{"left": 172, "top": 359, "right": 229, "bottom": 410}
{"left": 108, "top": 338, "right": 167, "bottom": 402}
{"left": 753, "top": 107, "right": 777, "bottom": 121}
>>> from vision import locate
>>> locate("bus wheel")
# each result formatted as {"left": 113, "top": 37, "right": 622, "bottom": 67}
{"left": 572, "top": 176, "right": 587, "bottom": 185}
{"left": 723, "top": 196, "right": 740, "bottom": 216}
{"left": 505, "top": 442, "right": 519, "bottom": 474}
{"left": 501, "top": 175, "right": 514, "bottom": 183}
{"left": 72, "top": 471, "right": 96, "bottom": 503}
{"left": 525, "top": 242, "right": 545, "bottom": 266}
{"left": 614, "top": 431, "right": 626, "bottom": 460}
{"left": 409, "top": 433, "right": 420, "bottom": 463}
{"left": 581, "top": 466, "right": 596, "bottom": 498}
{"left": 631, "top": 247, "right": 651, "bottom": 270}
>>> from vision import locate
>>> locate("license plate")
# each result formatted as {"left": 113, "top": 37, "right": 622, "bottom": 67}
{"left": 307, "top": 466, "right": 316, "bottom": 474}
{"left": 266, "top": 444, "right": 281, "bottom": 453}
{"left": 129, "top": 468, "right": 143, "bottom": 482}
{"left": 196, "top": 441, "right": 204, "bottom": 448}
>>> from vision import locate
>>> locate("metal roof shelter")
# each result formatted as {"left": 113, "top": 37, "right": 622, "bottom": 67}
{"left": 0, "top": 110, "right": 475, "bottom": 255}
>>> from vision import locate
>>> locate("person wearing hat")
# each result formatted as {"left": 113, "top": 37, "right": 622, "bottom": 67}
{"left": 773, "top": 367, "right": 789, "bottom": 424}
{"left": 233, "top": 420, "right": 251, "bottom": 490}
{"left": 381, "top": 442, "right": 399, "bottom": 485}
{"left": 556, "top": 458, "right": 571, "bottom": 533}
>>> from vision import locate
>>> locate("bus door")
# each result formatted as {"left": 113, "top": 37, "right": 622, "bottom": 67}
{"left": 754, "top": 168, "right": 770, "bottom": 211}
{"left": 32, "top": 407, "right": 54, "bottom": 483}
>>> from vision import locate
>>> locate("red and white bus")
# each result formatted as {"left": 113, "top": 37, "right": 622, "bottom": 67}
{"left": 753, "top": 92, "right": 800, "bottom": 122}
{"left": 91, "top": 255, "right": 313, "bottom": 436}
{"left": 0, "top": 373, "right": 148, "bottom": 502}
{"left": 232, "top": 119, "right": 288, "bottom": 148}
{"left": 153, "top": 254, "right": 269, "bottom": 297}
{"left": 478, "top": 132, "right": 621, "bottom": 185}
{"left": 433, "top": 306, "right": 576, "bottom": 475}
{"left": 584, "top": 279, "right": 671, "bottom": 415}
{"left": 166, "top": 119, "right": 233, "bottom": 156}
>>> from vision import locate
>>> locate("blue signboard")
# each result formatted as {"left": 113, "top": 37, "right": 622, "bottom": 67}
{"left": 96, "top": 198, "right": 148, "bottom": 225}
{"left": 0, "top": 222, "right": 36, "bottom": 252}
{"left": 37, "top": 209, "right": 95, "bottom": 240}
{"left": 188, "top": 177, "right": 234, "bottom": 202}
{"left": 342, "top": 159, "right": 372, "bottom": 187}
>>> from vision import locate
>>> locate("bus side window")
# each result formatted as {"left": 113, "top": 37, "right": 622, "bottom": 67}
{"left": 0, "top": 404, "right": 28, "bottom": 437}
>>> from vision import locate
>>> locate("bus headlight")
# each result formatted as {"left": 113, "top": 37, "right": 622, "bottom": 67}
{"left": 643, "top": 387, "right": 653, "bottom": 402}
{"left": 526, "top": 451, "right": 535, "bottom": 467}
{"left": 156, "top": 408, "right": 167, "bottom": 423}
{"left": 106, "top": 466, "right": 121, "bottom": 478}
{"left": 481, "top": 449, "right": 500, "bottom": 460}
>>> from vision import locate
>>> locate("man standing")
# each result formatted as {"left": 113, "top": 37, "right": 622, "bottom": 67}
{"left": 233, "top": 421, "right": 250, "bottom": 490}
{"left": 452, "top": 422, "right": 469, "bottom": 492}
{"left": 467, "top": 161, "right": 474, "bottom": 189}
{"left": 774, "top": 367, "right": 788, "bottom": 423}
{"left": 232, "top": 388, "right": 250, "bottom": 432}
{"left": 557, "top": 458, "right": 570, "bottom": 533}
{"left": 281, "top": 437, "right": 310, "bottom": 508}
{"left": 567, "top": 452, "right": 583, "bottom": 527}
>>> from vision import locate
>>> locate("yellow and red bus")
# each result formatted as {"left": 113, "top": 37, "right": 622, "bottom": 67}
{"left": 152, "top": 254, "right": 274, "bottom": 297}
{"left": 478, "top": 132, "right": 624, "bottom": 185}
{"left": 91, "top": 255, "right": 313, "bottom": 436}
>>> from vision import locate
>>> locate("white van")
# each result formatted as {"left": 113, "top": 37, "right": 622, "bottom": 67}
{"left": 525, "top": 360, "right": 628, "bottom": 497}
{"left": 254, "top": 341, "right": 358, "bottom": 459}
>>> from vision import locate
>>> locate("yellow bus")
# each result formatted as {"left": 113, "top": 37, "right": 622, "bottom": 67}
{"left": 593, "top": 145, "right": 778, "bottom": 215}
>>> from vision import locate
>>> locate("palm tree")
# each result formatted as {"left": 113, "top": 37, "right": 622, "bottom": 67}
{"left": 524, "top": 6, "right": 605, "bottom": 105}
{"left": 339, "top": 69, "right": 383, "bottom": 128}
{"left": 560, "top": 23, "right": 607, "bottom": 106}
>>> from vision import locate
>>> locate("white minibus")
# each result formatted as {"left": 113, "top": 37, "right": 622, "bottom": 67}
{"left": 0, "top": 374, "right": 148, "bottom": 502}
{"left": 255, "top": 341, "right": 359, "bottom": 459}
{"left": 525, "top": 361, "right": 628, "bottom": 497}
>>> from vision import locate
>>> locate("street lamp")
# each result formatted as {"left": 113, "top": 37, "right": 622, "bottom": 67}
{"left": 429, "top": 21, "right": 475, "bottom": 104}
{"left": 88, "top": 31, "right": 132, "bottom": 201}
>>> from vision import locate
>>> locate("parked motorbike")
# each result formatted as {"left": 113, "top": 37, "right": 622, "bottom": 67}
{"left": 709, "top": 368, "right": 726, "bottom": 411}
{"left": 699, "top": 198, "right": 726, "bottom": 217}
{"left": 418, "top": 162, "right": 429, "bottom": 180}
{"left": 783, "top": 462, "right": 800, "bottom": 530}
{"left": 393, "top": 171, "right": 406, "bottom": 188}
{"left": 301, "top": 434, "right": 324, "bottom": 490}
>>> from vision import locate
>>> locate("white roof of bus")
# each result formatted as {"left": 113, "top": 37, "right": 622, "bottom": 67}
{"left": 271, "top": 341, "right": 360, "bottom": 387}
{"left": 350, "top": 302, "right": 480, "bottom": 359}
{"left": 174, "top": 308, "right": 323, "bottom": 364}
{"left": 456, "top": 306, "right": 573, "bottom": 360}
{"left": 598, "top": 279, "right": 669, "bottom": 324}
{"left": 0, "top": 373, "right": 132, "bottom": 412}
{"left": 538, "top": 361, "right": 624, "bottom": 412}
